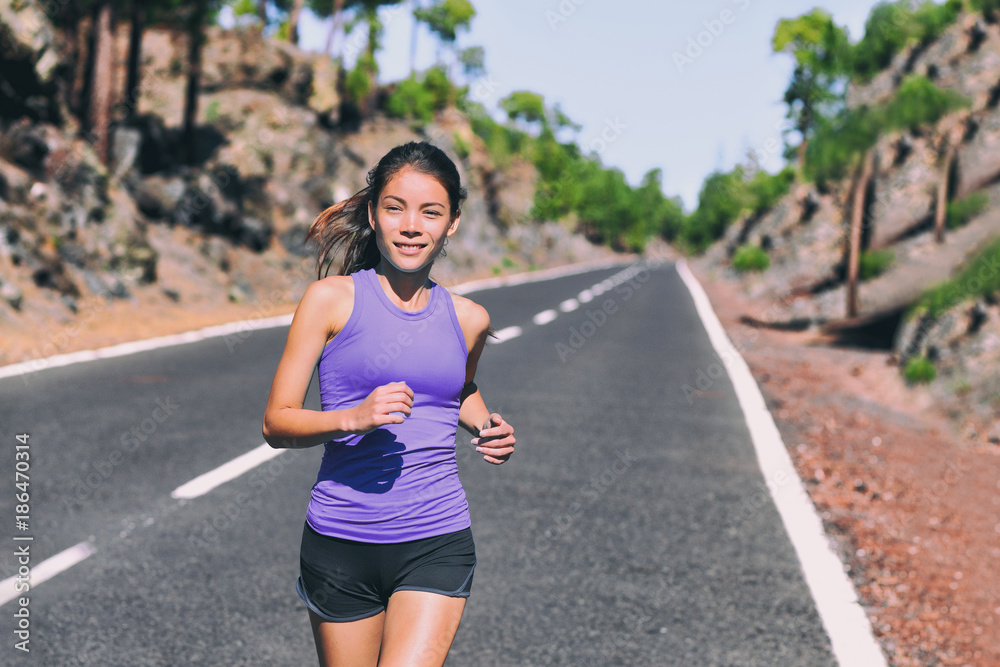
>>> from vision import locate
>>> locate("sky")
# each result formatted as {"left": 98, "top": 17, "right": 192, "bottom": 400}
{"left": 279, "top": 1, "right": 887, "bottom": 214}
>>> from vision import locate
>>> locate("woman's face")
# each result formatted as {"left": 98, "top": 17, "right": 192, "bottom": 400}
{"left": 368, "top": 167, "right": 460, "bottom": 274}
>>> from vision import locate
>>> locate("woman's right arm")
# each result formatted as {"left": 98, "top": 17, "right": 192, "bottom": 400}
{"left": 261, "top": 278, "right": 415, "bottom": 449}
{"left": 262, "top": 278, "right": 357, "bottom": 449}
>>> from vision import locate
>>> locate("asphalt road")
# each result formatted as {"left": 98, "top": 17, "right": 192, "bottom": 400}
{"left": 0, "top": 261, "right": 837, "bottom": 666}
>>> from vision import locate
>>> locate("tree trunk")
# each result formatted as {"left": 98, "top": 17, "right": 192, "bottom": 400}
{"left": 124, "top": 1, "right": 145, "bottom": 122}
{"left": 182, "top": 1, "right": 208, "bottom": 166}
{"left": 324, "top": 0, "right": 345, "bottom": 57}
{"left": 288, "top": 0, "right": 305, "bottom": 45}
{"left": 934, "top": 140, "right": 957, "bottom": 243}
{"left": 77, "top": 6, "right": 99, "bottom": 130}
{"left": 90, "top": 0, "right": 115, "bottom": 165}
{"left": 410, "top": 0, "right": 419, "bottom": 76}
{"left": 258, "top": 0, "right": 268, "bottom": 31}
{"left": 847, "top": 149, "right": 875, "bottom": 318}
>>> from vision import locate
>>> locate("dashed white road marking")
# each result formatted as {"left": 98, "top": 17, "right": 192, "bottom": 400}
{"left": 578, "top": 289, "right": 594, "bottom": 303}
{"left": 559, "top": 299, "right": 579, "bottom": 312}
{"left": 171, "top": 443, "right": 284, "bottom": 500}
{"left": 675, "top": 257, "right": 887, "bottom": 667}
{"left": 0, "top": 541, "right": 97, "bottom": 607}
{"left": 532, "top": 309, "right": 558, "bottom": 325}
{"left": 491, "top": 325, "right": 523, "bottom": 343}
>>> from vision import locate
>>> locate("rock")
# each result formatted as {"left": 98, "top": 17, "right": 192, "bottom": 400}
{"left": 0, "top": 280, "right": 22, "bottom": 310}
{"left": 238, "top": 216, "right": 272, "bottom": 252}
{"left": 0, "top": 119, "right": 49, "bottom": 171}
{"left": 134, "top": 176, "right": 186, "bottom": 220}
{"left": 111, "top": 126, "right": 143, "bottom": 179}
{"left": 0, "top": 0, "right": 62, "bottom": 121}
{"left": 988, "top": 422, "right": 1000, "bottom": 444}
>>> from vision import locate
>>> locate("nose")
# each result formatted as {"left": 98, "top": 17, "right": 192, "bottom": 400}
{"left": 401, "top": 211, "right": 420, "bottom": 236}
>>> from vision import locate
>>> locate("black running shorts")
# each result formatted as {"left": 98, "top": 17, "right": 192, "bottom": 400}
{"left": 296, "top": 520, "right": 477, "bottom": 622}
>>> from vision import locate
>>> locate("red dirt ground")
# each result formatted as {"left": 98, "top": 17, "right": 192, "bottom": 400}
{"left": 687, "top": 257, "right": 1000, "bottom": 666}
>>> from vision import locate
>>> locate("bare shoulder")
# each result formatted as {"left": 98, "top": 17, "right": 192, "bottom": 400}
{"left": 301, "top": 275, "right": 355, "bottom": 344}
{"left": 449, "top": 292, "right": 490, "bottom": 339}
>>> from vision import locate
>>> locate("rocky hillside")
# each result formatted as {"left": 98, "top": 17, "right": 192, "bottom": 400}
{"left": 698, "top": 11, "right": 1000, "bottom": 442}
{"left": 0, "top": 3, "right": 614, "bottom": 366}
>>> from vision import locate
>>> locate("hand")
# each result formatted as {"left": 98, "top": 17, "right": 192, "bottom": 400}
{"left": 472, "top": 413, "right": 515, "bottom": 465}
{"left": 351, "top": 382, "right": 413, "bottom": 433}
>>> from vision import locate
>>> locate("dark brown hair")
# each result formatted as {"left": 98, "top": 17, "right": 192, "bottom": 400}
{"left": 306, "top": 141, "right": 468, "bottom": 279}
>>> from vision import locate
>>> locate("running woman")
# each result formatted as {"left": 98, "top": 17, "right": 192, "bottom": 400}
{"left": 262, "top": 141, "right": 516, "bottom": 666}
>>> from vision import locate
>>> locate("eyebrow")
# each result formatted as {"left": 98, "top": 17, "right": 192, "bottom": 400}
{"left": 382, "top": 195, "right": 446, "bottom": 209}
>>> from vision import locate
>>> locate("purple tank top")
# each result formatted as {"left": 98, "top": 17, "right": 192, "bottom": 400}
{"left": 306, "top": 268, "right": 472, "bottom": 542}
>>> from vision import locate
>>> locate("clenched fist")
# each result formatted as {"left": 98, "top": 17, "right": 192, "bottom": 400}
{"left": 350, "top": 382, "right": 414, "bottom": 434}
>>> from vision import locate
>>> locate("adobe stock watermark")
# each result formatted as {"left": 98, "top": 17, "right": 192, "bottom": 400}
{"left": 545, "top": 0, "right": 588, "bottom": 31}
{"left": 519, "top": 448, "right": 636, "bottom": 565}
{"left": 673, "top": 0, "right": 753, "bottom": 73}
{"left": 188, "top": 447, "right": 302, "bottom": 548}
{"left": 556, "top": 263, "right": 650, "bottom": 362}
{"left": 58, "top": 396, "right": 181, "bottom": 511}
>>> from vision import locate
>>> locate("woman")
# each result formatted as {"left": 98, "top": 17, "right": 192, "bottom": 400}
{"left": 262, "top": 141, "right": 516, "bottom": 666}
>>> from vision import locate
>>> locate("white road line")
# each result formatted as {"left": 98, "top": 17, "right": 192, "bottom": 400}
{"left": 532, "top": 309, "right": 558, "bottom": 326}
{"left": 491, "top": 326, "right": 523, "bottom": 344}
{"left": 578, "top": 289, "right": 594, "bottom": 303}
{"left": 171, "top": 443, "right": 283, "bottom": 499}
{"left": 674, "top": 258, "right": 887, "bottom": 667}
{"left": 0, "top": 314, "right": 295, "bottom": 380}
{"left": 559, "top": 298, "right": 579, "bottom": 313}
{"left": 0, "top": 541, "right": 97, "bottom": 607}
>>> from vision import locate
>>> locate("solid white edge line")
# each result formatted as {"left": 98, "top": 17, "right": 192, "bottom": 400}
{"left": 491, "top": 326, "right": 522, "bottom": 344}
{"left": 0, "top": 313, "right": 295, "bottom": 380}
{"left": 532, "top": 309, "right": 558, "bottom": 326}
{"left": 0, "top": 541, "right": 97, "bottom": 607}
{"left": 674, "top": 258, "right": 887, "bottom": 667}
{"left": 171, "top": 443, "right": 284, "bottom": 500}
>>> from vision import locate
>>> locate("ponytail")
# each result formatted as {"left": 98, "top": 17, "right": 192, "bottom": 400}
{"left": 305, "top": 188, "right": 381, "bottom": 279}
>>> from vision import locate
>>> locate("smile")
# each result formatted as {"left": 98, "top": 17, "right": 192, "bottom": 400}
{"left": 394, "top": 242, "right": 427, "bottom": 254}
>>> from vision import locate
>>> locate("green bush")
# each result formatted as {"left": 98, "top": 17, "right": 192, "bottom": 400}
{"left": 859, "top": 248, "right": 895, "bottom": 280}
{"left": 904, "top": 355, "right": 937, "bottom": 384}
{"left": 912, "top": 236, "right": 1000, "bottom": 319}
{"left": 344, "top": 54, "right": 376, "bottom": 107}
{"left": 882, "top": 74, "right": 968, "bottom": 132}
{"left": 732, "top": 244, "right": 770, "bottom": 272}
{"left": 384, "top": 66, "right": 456, "bottom": 124}
{"left": 969, "top": 0, "right": 1000, "bottom": 18}
{"left": 946, "top": 192, "right": 989, "bottom": 230}
{"left": 850, "top": 1, "right": 963, "bottom": 83}
{"left": 452, "top": 132, "right": 470, "bottom": 160}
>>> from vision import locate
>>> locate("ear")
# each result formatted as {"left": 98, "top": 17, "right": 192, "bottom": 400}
{"left": 446, "top": 209, "right": 461, "bottom": 237}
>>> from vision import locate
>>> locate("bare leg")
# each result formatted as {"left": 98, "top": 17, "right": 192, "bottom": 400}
{"left": 308, "top": 608, "right": 385, "bottom": 667}
{"left": 377, "top": 590, "right": 467, "bottom": 667}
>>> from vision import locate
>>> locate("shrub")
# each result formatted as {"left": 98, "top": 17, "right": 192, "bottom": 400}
{"left": 859, "top": 248, "right": 895, "bottom": 280}
{"left": 732, "top": 244, "right": 770, "bottom": 272}
{"left": 904, "top": 355, "right": 936, "bottom": 384}
{"left": 882, "top": 74, "right": 968, "bottom": 132}
{"left": 912, "top": 236, "right": 1000, "bottom": 319}
{"left": 946, "top": 192, "right": 989, "bottom": 230}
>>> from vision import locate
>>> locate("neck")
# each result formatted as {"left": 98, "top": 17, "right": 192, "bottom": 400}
{"left": 374, "top": 260, "right": 434, "bottom": 310}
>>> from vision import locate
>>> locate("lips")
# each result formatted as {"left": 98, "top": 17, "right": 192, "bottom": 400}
{"left": 394, "top": 241, "right": 427, "bottom": 255}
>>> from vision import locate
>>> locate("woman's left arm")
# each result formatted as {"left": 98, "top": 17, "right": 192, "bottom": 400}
{"left": 454, "top": 295, "right": 516, "bottom": 465}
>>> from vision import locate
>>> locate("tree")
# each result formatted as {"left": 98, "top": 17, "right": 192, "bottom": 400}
{"left": 772, "top": 9, "right": 851, "bottom": 169}
{"left": 413, "top": 0, "right": 474, "bottom": 76}
{"left": 181, "top": 0, "right": 210, "bottom": 165}
{"left": 91, "top": 0, "right": 115, "bottom": 165}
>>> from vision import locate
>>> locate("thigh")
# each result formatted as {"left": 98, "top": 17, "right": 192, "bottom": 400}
{"left": 309, "top": 608, "right": 384, "bottom": 667}
{"left": 378, "top": 591, "right": 467, "bottom": 667}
